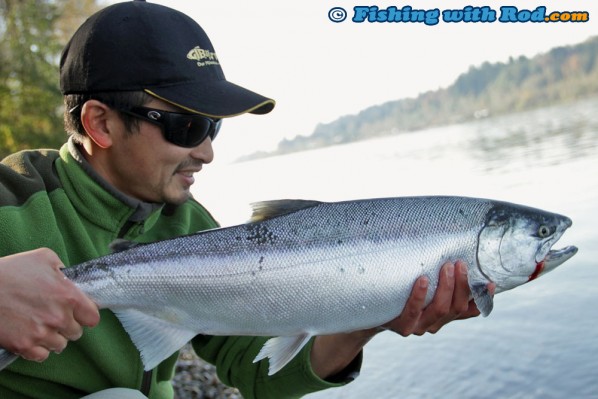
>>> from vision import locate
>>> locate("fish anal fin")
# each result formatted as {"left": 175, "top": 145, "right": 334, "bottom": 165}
{"left": 113, "top": 309, "right": 196, "bottom": 370}
{"left": 253, "top": 333, "right": 312, "bottom": 376}
{"left": 249, "top": 200, "right": 322, "bottom": 222}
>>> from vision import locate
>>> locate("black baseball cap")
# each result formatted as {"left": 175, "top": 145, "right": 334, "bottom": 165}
{"left": 60, "top": 0, "right": 275, "bottom": 118}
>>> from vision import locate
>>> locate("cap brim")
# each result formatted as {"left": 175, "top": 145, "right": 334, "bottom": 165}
{"left": 145, "top": 80, "right": 275, "bottom": 118}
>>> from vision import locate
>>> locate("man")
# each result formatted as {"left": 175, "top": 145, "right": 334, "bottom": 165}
{"left": 0, "top": 1, "right": 485, "bottom": 398}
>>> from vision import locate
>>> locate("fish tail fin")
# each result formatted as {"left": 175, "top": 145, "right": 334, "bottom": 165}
{"left": 0, "top": 348, "right": 19, "bottom": 370}
{"left": 253, "top": 333, "right": 312, "bottom": 376}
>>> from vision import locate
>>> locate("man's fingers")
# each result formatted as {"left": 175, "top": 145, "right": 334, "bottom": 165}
{"left": 73, "top": 301, "right": 100, "bottom": 328}
{"left": 58, "top": 318, "right": 84, "bottom": 342}
{"left": 415, "top": 262, "right": 455, "bottom": 333}
{"left": 19, "top": 346, "right": 51, "bottom": 363}
{"left": 64, "top": 278, "right": 100, "bottom": 328}
{"left": 451, "top": 261, "right": 471, "bottom": 314}
{"left": 0, "top": 249, "right": 101, "bottom": 366}
{"left": 387, "top": 276, "right": 428, "bottom": 336}
{"left": 377, "top": 259, "right": 485, "bottom": 339}
{"left": 44, "top": 333, "right": 69, "bottom": 355}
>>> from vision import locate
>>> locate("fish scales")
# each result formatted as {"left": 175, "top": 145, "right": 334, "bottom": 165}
{"left": 67, "top": 197, "right": 493, "bottom": 336}
{"left": 0, "top": 196, "right": 577, "bottom": 375}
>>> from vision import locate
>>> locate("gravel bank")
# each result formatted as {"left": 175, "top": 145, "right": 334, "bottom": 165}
{"left": 172, "top": 344, "right": 243, "bottom": 399}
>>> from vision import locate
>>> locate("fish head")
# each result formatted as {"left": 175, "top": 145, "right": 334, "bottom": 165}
{"left": 477, "top": 203, "right": 577, "bottom": 293}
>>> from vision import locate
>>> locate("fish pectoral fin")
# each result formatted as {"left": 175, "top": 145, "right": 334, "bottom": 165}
{"left": 0, "top": 348, "right": 19, "bottom": 371}
{"left": 471, "top": 282, "right": 494, "bottom": 317}
{"left": 113, "top": 309, "right": 196, "bottom": 371}
{"left": 253, "top": 333, "right": 313, "bottom": 376}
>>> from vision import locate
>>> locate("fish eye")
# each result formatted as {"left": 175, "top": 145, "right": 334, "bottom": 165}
{"left": 537, "top": 225, "right": 551, "bottom": 238}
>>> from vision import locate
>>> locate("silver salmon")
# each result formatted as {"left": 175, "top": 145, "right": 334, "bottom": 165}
{"left": 0, "top": 196, "right": 577, "bottom": 375}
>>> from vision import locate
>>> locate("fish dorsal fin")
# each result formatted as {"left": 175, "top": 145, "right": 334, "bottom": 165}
{"left": 113, "top": 309, "right": 197, "bottom": 371}
{"left": 249, "top": 200, "right": 322, "bottom": 222}
{"left": 253, "top": 333, "right": 313, "bottom": 375}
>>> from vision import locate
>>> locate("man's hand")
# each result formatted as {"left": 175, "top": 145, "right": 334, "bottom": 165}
{"left": 0, "top": 248, "right": 100, "bottom": 362}
{"left": 311, "top": 260, "right": 494, "bottom": 379}
{"left": 385, "top": 260, "right": 491, "bottom": 336}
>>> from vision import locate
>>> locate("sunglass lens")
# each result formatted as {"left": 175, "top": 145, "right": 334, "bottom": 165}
{"left": 166, "top": 115, "right": 211, "bottom": 147}
{"left": 186, "top": 118, "right": 213, "bottom": 147}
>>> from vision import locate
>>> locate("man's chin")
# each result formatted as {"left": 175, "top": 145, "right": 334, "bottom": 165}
{"left": 163, "top": 188, "right": 192, "bottom": 206}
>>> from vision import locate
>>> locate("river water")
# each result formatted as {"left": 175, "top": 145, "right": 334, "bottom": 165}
{"left": 193, "top": 96, "right": 598, "bottom": 399}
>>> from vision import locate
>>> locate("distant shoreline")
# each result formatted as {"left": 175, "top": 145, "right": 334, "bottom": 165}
{"left": 238, "top": 36, "right": 598, "bottom": 163}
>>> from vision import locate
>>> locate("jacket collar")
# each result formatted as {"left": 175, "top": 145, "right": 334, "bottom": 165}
{"left": 55, "top": 139, "right": 164, "bottom": 235}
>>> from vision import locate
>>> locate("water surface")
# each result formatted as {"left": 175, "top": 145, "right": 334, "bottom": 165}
{"left": 194, "top": 96, "right": 598, "bottom": 399}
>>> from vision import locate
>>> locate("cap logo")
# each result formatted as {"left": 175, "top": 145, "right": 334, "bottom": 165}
{"left": 187, "top": 46, "right": 220, "bottom": 68}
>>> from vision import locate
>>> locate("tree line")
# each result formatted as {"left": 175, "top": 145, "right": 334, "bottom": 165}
{"left": 2, "top": 3, "right": 597, "bottom": 161}
{"left": 0, "top": 0, "right": 101, "bottom": 159}
{"left": 243, "top": 35, "right": 598, "bottom": 161}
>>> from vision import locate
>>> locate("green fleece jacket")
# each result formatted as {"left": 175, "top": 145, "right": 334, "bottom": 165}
{"left": 0, "top": 142, "right": 352, "bottom": 399}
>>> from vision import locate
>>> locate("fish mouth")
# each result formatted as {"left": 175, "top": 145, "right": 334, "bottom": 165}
{"left": 544, "top": 245, "right": 578, "bottom": 270}
{"left": 529, "top": 245, "right": 577, "bottom": 282}
{"left": 536, "top": 216, "right": 574, "bottom": 264}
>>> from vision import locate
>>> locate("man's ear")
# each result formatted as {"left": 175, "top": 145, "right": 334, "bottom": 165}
{"left": 80, "top": 100, "right": 114, "bottom": 149}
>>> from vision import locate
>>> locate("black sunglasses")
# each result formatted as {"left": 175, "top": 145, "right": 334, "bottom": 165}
{"left": 118, "top": 106, "right": 222, "bottom": 148}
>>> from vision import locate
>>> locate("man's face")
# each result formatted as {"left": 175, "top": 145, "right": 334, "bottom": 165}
{"left": 102, "top": 98, "right": 215, "bottom": 205}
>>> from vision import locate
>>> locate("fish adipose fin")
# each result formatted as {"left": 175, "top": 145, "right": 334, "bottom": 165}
{"left": 471, "top": 282, "right": 494, "bottom": 317}
{"left": 0, "top": 349, "right": 18, "bottom": 371}
{"left": 113, "top": 309, "right": 197, "bottom": 371}
{"left": 253, "top": 333, "right": 312, "bottom": 376}
{"left": 109, "top": 239, "right": 140, "bottom": 253}
{"left": 249, "top": 200, "right": 322, "bottom": 222}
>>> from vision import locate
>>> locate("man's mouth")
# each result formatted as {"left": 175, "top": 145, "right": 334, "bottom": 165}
{"left": 175, "top": 167, "right": 202, "bottom": 185}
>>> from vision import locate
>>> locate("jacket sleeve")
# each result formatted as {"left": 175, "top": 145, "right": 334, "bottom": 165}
{"left": 192, "top": 335, "right": 359, "bottom": 399}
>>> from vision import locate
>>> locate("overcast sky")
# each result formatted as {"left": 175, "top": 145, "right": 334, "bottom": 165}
{"left": 112, "top": 0, "right": 598, "bottom": 162}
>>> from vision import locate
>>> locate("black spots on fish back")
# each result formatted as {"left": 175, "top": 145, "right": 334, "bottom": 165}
{"left": 63, "top": 260, "right": 112, "bottom": 281}
{"left": 337, "top": 264, "right": 366, "bottom": 275}
{"left": 361, "top": 211, "right": 380, "bottom": 227}
{"left": 449, "top": 209, "right": 468, "bottom": 229}
{"left": 95, "top": 262, "right": 110, "bottom": 271}
{"left": 250, "top": 258, "right": 266, "bottom": 277}
{"left": 245, "top": 224, "right": 277, "bottom": 245}
{"left": 94, "top": 261, "right": 119, "bottom": 280}
{"left": 486, "top": 206, "right": 512, "bottom": 227}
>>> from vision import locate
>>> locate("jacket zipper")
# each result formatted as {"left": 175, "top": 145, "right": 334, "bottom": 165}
{"left": 140, "top": 370, "right": 153, "bottom": 397}
{"left": 118, "top": 220, "right": 152, "bottom": 396}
